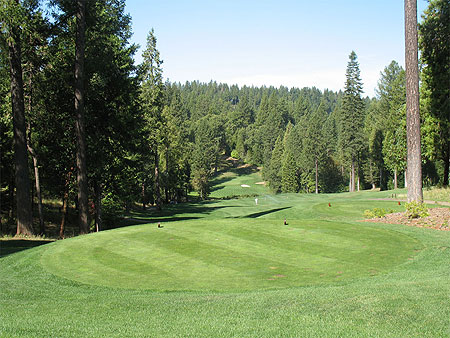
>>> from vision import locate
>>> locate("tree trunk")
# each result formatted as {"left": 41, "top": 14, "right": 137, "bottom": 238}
{"left": 394, "top": 169, "right": 398, "bottom": 189}
{"left": 59, "top": 171, "right": 72, "bottom": 239}
{"left": 348, "top": 168, "right": 352, "bottom": 192}
{"left": 8, "top": 3, "right": 33, "bottom": 236}
{"left": 75, "top": 0, "right": 89, "bottom": 234}
{"left": 379, "top": 166, "right": 387, "bottom": 191}
{"left": 165, "top": 146, "right": 170, "bottom": 203}
{"left": 94, "top": 181, "right": 102, "bottom": 232}
{"left": 443, "top": 142, "right": 449, "bottom": 186}
{"left": 405, "top": 0, "right": 423, "bottom": 203}
{"left": 404, "top": 170, "right": 408, "bottom": 188}
{"left": 315, "top": 157, "right": 318, "bottom": 194}
{"left": 60, "top": 193, "right": 68, "bottom": 239}
{"left": 350, "top": 159, "right": 356, "bottom": 192}
{"left": 9, "top": 175, "right": 15, "bottom": 219}
{"left": 369, "top": 161, "right": 375, "bottom": 189}
{"left": 28, "top": 145, "right": 44, "bottom": 235}
{"left": 142, "top": 181, "right": 146, "bottom": 210}
{"left": 25, "top": 60, "right": 45, "bottom": 235}
{"left": 155, "top": 151, "right": 162, "bottom": 211}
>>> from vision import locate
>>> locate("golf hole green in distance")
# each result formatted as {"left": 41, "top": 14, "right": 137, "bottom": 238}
{"left": 41, "top": 219, "right": 422, "bottom": 291}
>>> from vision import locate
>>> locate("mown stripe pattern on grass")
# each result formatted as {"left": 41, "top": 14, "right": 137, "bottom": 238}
{"left": 41, "top": 217, "right": 421, "bottom": 291}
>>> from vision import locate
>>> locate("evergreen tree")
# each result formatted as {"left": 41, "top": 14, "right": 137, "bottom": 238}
{"left": 190, "top": 115, "right": 225, "bottom": 198}
{"left": 363, "top": 100, "right": 382, "bottom": 189}
{"left": 339, "top": 51, "right": 365, "bottom": 192}
{"left": 84, "top": 0, "right": 142, "bottom": 230}
{"left": 72, "top": 0, "right": 89, "bottom": 234}
{"left": 1, "top": 0, "right": 33, "bottom": 236}
{"left": 369, "top": 61, "right": 406, "bottom": 189}
{"left": 302, "top": 101, "right": 327, "bottom": 193}
{"left": 140, "top": 29, "right": 165, "bottom": 211}
{"left": 266, "top": 135, "right": 284, "bottom": 192}
{"left": 281, "top": 150, "right": 298, "bottom": 193}
{"left": 419, "top": 0, "right": 450, "bottom": 186}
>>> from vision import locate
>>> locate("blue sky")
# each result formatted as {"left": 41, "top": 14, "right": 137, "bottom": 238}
{"left": 125, "top": 0, "right": 428, "bottom": 97}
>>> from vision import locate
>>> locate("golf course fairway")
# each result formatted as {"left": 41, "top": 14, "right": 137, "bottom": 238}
{"left": 41, "top": 216, "right": 421, "bottom": 291}
{"left": 2, "top": 183, "right": 449, "bottom": 337}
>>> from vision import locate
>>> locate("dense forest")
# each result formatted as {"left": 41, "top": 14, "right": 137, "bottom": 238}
{"left": 1, "top": 0, "right": 448, "bottom": 236}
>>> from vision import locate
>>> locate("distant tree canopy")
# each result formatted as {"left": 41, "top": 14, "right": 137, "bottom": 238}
{"left": 0, "top": 0, "right": 447, "bottom": 236}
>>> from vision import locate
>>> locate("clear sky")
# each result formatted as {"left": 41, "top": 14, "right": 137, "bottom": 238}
{"left": 125, "top": 0, "right": 429, "bottom": 97}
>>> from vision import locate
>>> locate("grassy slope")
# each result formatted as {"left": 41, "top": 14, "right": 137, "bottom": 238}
{"left": 208, "top": 165, "right": 267, "bottom": 199}
{"left": 1, "top": 176, "right": 450, "bottom": 337}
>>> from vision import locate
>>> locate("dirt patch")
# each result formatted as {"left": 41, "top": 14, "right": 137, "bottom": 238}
{"left": 237, "top": 163, "right": 252, "bottom": 169}
{"left": 363, "top": 207, "right": 450, "bottom": 231}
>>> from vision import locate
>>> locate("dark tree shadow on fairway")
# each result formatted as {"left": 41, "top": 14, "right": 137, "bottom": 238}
{"left": 231, "top": 206, "right": 292, "bottom": 219}
{"left": 209, "top": 176, "right": 235, "bottom": 193}
{"left": 0, "top": 240, "right": 53, "bottom": 258}
{"left": 118, "top": 216, "right": 201, "bottom": 228}
{"left": 120, "top": 202, "right": 242, "bottom": 229}
{"left": 209, "top": 164, "right": 260, "bottom": 193}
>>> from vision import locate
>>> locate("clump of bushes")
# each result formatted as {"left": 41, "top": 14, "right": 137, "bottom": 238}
{"left": 405, "top": 201, "right": 429, "bottom": 219}
{"left": 101, "top": 193, "right": 124, "bottom": 229}
{"left": 364, "top": 208, "right": 391, "bottom": 219}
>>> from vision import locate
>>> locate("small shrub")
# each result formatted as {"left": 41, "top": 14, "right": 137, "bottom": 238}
{"left": 230, "top": 149, "right": 240, "bottom": 159}
{"left": 364, "top": 208, "right": 388, "bottom": 219}
{"left": 405, "top": 201, "right": 429, "bottom": 219}
{"left": 102, "top": 193, "right": 124, "bottom": 229}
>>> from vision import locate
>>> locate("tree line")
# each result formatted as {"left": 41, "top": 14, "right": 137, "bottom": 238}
{"left": 1, "top": 0, "right": 448, "bottom": 237}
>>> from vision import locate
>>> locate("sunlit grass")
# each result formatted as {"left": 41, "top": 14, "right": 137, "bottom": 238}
{"left": 424, "top": 186, "right": 450, "bottom": 202}
{"left": 1, "top": 177, "right": 449, "bottom": 337}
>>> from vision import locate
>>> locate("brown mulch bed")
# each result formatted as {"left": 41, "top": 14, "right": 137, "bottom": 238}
{"left": 363, "top": 207, "right": 450, "bottom": 231}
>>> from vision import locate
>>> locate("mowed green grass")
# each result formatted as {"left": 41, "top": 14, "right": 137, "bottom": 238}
{"left": 209, "top": 166, "right": 267, "bottom": 198}
{"left": 40, "top": 217, "right": 420, "bottom": 291}
{"left": 1, "top": 183, "right": 450, "bottom": 336}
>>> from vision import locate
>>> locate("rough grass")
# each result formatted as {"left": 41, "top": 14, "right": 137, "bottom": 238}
{"left": 423, "top": 186, "right": 450, "bottom": 203}
{"left": 1, "top": 184, "right": 450, "bottom": 337}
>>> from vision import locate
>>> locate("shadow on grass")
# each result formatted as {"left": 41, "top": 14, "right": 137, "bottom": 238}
{"left": 231, "top": 206, "right": 292, "bottom": 219}
{"left": 0, "top": 240, "right": 53, "bottom": 258}
{"left": 210, "top": 176, "right": 235, "bottom": 193}
{"left": 120, "top": 202, "right": 241, "bottom": 228}
{"left": 117, "top": 216, "right": 201, "bottom": 228}
{"left": 209, "top": 164, "right": 260, "bottom": 193}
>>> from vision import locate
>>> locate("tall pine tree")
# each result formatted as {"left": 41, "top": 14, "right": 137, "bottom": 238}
{"left": 140, "top": 29, "right": 165, "bottom": 211}
{"left": 339, "top": 51, "right": 365, "bottom": 192}
{"left": 419, "top": 0, "right": 450, "bottom": 186}
{"left": 2, "top": 0, "right": 33, "bottom": 236}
